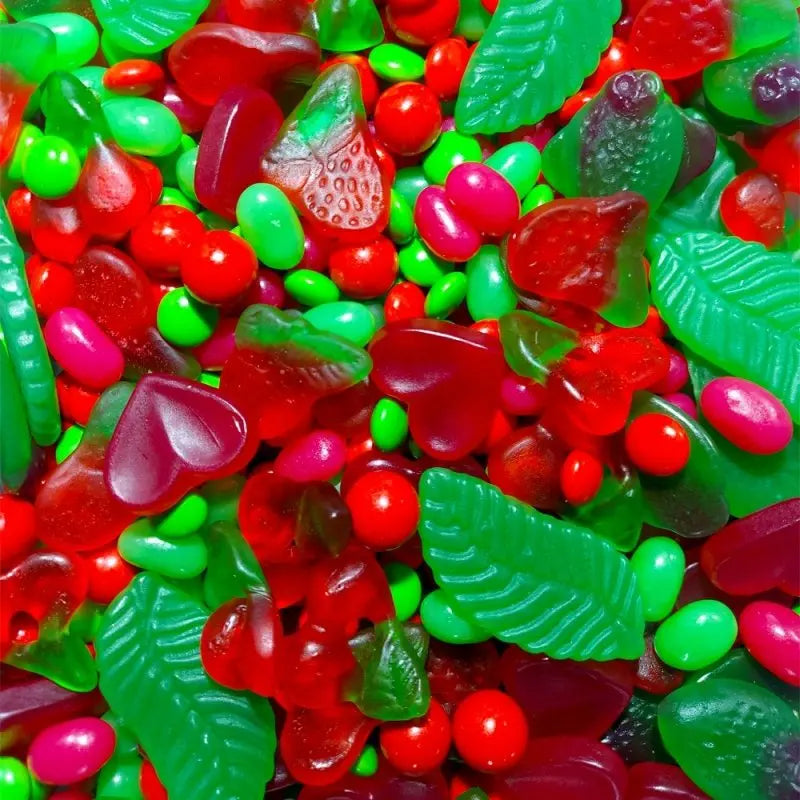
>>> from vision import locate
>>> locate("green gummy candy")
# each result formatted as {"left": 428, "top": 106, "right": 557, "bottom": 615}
{"left": 119, "top": 519, "right": 208, "bottom": 579}
{"left": 542, "top": 69, "right": 684, "bottom": 210}
{"left": 316, "top": 0, "right": 383, "bottom": 52}
{"left": 25, "top": 12, "right": 98, "bottom": 71}
{"left": 658, "top": 678, "right": 800, "bottom": 800}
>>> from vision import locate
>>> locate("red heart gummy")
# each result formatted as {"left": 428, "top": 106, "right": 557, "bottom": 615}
{"left": 506, "top": 192, "right": 649, "bottom": 328}
{"left": 105, "top": 374, "right": 256, "bottom": 514}
{"left": 369, "top": 319, "right": 505, "bottom": 461}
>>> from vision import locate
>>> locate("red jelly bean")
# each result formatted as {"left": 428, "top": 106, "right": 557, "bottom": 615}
{"left": 560, "top": 450, "right": 604, "bottom": 506}
{"left": 102, "top": 60, "right": 166, "bottom": 97}
{"left": 739, "top": 600, "right": 800, "bottom": 688}
{"left": 129, "top": 205, "right": 205, "bottom": 279}
{"left": 425, "top": 38, "right": 470, "bottom": 101}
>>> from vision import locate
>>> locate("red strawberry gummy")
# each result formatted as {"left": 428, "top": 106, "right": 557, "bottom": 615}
{"left": 506, "top": 192, "right": 650, "bottom": 328}
{"left": 261, "top": 62, "right": 390, "bottom": 243}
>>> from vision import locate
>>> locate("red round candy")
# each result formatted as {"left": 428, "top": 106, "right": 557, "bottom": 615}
{"left": 452, "top": 689, "right": 529, "bottom": 773}
{"left": 719, "top": 170, "right": 785, "bottom": 248}
{"left": 624, "top": 413, "right": 691, "bottom": 477}
{"left": 84, "top": 541, "right": 138, "bottom": 605}
{"left": 380, "top": 698, "right": 451, "bottom": 776}
{"left": 386, "top": 0, "right": 459, "bottom": 46}
{"left": 103, "top": 59, "right": 166, "bottom": 96}
{"left": 0, "top": 494, "right": 37, "bottom": 568}
{"left": 425, "top": 38, "right": 470, "bottom": 101}
{"left": 7, "top": 187, "right": 33, "bottom": 235}
{"left": 384, "top": 281, "right": 426, "bottom": 322}
{"left": 329, "top": 236, "right": 399, "bottom": 298}
{"left": 26, "top": 257, "right": 76, "bottom": 317}
{"left": 374, "top": 82, "right": 442, "bottom": 157}
{"left": 129, "top": 204, "right": 205, "bottom": 278}
{"left": 181, "top": 229, "right": 257, "bottom": 304}
{"left": 560, "top": 449, "right": 604, "bottom": 505}
{"left": 345, "top": 469, "right": 420, "bottom": 550}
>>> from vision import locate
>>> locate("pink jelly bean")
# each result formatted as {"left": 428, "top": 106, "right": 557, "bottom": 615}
{"left": 414, "top": 186, "right": 481, "bottom": 262}
{"left": 445, "top": 162, "right": 521, "bottom": 237}
{"left": 739, "top": 600, "right": 800, "bottom": 687}
{"left": 500, "top": 373, "right": 547, "bottom": 416}
{"left": 651, "top": 346, "right": 689, "bottom": 394}
{"left": 275, "top": 429, "right": 347, "bottom": 482}
{"left": 700, "top": 377, "right": 792, "bottom": 455}
{"left": 28, "top": 717, "right": 115, "bottom": 785}
{"left": 663, "top": 392, "right": 697, "bottom": 419}
{"left": 44, "top": 307, "right": 125, "bottom": 390}
{"left": 246, "top": 269, "right": 287, "bottom": 307}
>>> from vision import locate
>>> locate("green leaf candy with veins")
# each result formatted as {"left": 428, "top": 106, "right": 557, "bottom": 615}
{"left": 542, "top": 70, "right": 684, "bottom": 210}
{"left": 346, "top": 619, "right": 430, "bottom": 721}
{"left": 90, "top": 0, "right": 210, "bottom": 54}
{"left": 646, "top": 134, "right": 736, "bottom": 259}
{"left": 96, "top": 573, "right": 276, "bottom": 800}
{"left": 658, "top": 679, "right": 800, "bottom": 800}
{"left": 630, "top": 393, "right": 728, "bottom": 538}
{"left": 454, "top": 0, "right": 621, "bottom": 135}
{"left": 684, "top": 349, "right": 800, "bottom": 518}
{"left": 651, "top": 232, "right": 800, "bottom": 421}
{"left": 418, "top": 468, "right": 645, "bottom": 661}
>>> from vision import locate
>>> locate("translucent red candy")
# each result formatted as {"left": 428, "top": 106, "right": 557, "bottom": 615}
{"left": 500, "top": 647, "right": 635, "bottom": 739}
{"left": 167, "top": 24, "right": 321, "bottom": 106}
{"left": 105, "top": 375, "right": 255, "bottom": 515}
{"left": 369, "top": 319, "right": 506, "bottom": 460}
{"left": 719, "top": 169, "right": 786, "bottom": 248}
{"left": 626, "top": 762, "right": 710, "bottom": 800}
{"left": 195, "top": 86, "right": 284, "bottom": 221}
{"left": 700, "top": 498, "right": 800, "bottom": 596}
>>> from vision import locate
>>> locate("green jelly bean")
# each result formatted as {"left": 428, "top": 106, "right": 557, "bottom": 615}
{"left": 465, "top": 245, "right": 517, "bottom": 322}
{"left": 96, "top": 759, "right": 144, "bottom": 800}
{"left": 630, "top": 536, "right": 685, "bottom": 623}
{"left": 371, "top": 397, "right": 408, "bottom": 451}
{"left": 175, "top": 145, "right": 199, "bottom": 203}
{"left": 285, "top": 269, "right": 340, "bottom": 307}
{"left": 421, "top": 589, "right": 491, "bottom": 644}
{"left": 157, "top": 287, "right": 218, "bottom": 347}
{"left": 423, "top": 131, "right": 482, "bottom": 185}
{"left": 22, "top": 134, "right": 81, "bottom": 199}
{"left": 484, "top": 141, "right": 542, "bottom": 198}
{"left": 152, "top": 133, "right": 194, "bottom": 188}
{"left": 119, "top": 520, "right": 208, "bottom": 579}
{"left": 159, "top": 186, "right": 196, "bottom": 211}
{"left": 198, "top": 210, "right": 232, "bottom": 231}
{"left": 454, "top": 0, "right": 492, "bottom": 40}
{"left": 0, "top": 756, "right": 31, "bottom": 800}
{"left": 236, "top": 183, "right": 304, "bottom": 270}
{"left": 72, "top": 65, "right": 113, "bottom": 104}
{"left": 384, "top": 561, "right": 421, "bottom": 621}
{"left": 398, "top": 238, "right": 448, "bottom": 286}
{"left": 368, "top": 43, "right": 425, "bottom": 82}
{"left": 200, "top": 372, "right": 220, "bottom": 388}
{"left": 153, "top": 493, "right": 208, "bottom": 538}
{"left": 425, "top": 271, "right": 467, "bottom": 318}
{"left": 102, "top": 97, "right": 182, "bottom": 157}
{"left": 27, "top": 12, "right": 99, "bottom": 71}
{"left": 388, "top": 189, "right": 415, "bottom": 244}
{"left": 393, "top": 166, "right": 430, "bottom": 208}
{"left": 55, "top": 424, "right": 84, "bottom": 464}
{"left": 521, "top": 183, "right": 555, "bottom": 214}
{"left": 366, "top": 302, "right": 385, "bottom": 331}
{"left": 350, "top": 745, "right": 379, "bottom": 777}
{"left": 654, "top": 600, "right": 737, "bottom": 671}
{"left": 304, "top": 301, "right": 377, "bottom": 347}
{"left": 0, "top": 340, "right": 31, "bottom": 491}
{"left": 7, "top": 123, "right": 42, "bottom": 183}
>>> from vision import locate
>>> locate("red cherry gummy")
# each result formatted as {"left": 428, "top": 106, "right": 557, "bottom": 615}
{"left": 369, "top": 319, "right": 505, "bottom": 461}
{"left": 719, "top": 170, "right": 786, "bottom": 248}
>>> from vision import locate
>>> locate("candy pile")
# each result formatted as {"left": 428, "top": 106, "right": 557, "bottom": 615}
{"left": 0, "top": 0, "right": 798, "bottom": 798}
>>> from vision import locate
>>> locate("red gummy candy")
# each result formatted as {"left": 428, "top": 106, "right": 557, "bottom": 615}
{"left": 369, "top": 319, "right": 505, "bottom": 461}
{"left": 626, "top": 762, "right": 710, "bottom": 800}
{"left": 700, "top": 499, "right": 800, "bottom": 597}
{"left": 168, "top": 24, "right": 320, "bottom": 106}
{"left": 196, "top": 86, "right": 284, "bottom": 221}
{"left": 500, "top": 647, "right": 635, "bottom": 739}
{"left": 260, "top": 63, "right": 390, "bottom": 243}
{"left": 106, "top": 375, "right": 255, "bottom": 515}
{"left": 630, "top": 0, "right": 731, "bottom": 80}
{"left": 506, "top": 192, "right": 649, "bottom": 327}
